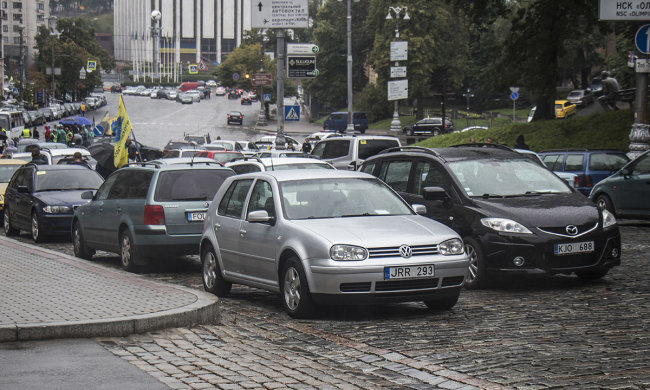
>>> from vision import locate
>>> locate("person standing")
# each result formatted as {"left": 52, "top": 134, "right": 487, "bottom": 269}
{"left": 32, "top": 127, "right": 40, "bottom": 140}
{"left": 21, "top": 127, "right": 31, "bottom": 138}
{"left": 301, "top": 138, "right": 312, "bottom": 154}
{"left": 56, "top": 126, "right": 67, "bottom": 145}
{"left": 598, "top": 71, "right": 620, "bottom": 111}
{"left": 44, "top": 126, "right": 51, "bottom": 142}
{"left": 513, "top": 134, "right": 529, "bottom": 150}
{"left": 30, "top": 148, "right": 48, "bottom": 165}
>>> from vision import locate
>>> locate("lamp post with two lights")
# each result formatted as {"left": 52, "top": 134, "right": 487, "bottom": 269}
{"left": 386, "top": 6, "right": 409, "bottom": 132}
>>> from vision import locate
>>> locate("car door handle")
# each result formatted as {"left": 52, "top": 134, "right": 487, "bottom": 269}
{"left": 214, "top": 223, "right": 221, "bottom": 230}
{"left": 115, "top": 207, "right": 122, "bottom": 214}
{"left": 239, "top": 229, "right": 247, "bottom": 236}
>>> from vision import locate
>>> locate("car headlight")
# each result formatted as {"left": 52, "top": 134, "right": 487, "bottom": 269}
{"left": 43, "top": 205, "right": 72, "bottom": 214}
{"left": 602, "top": 209, "right": 617, "bottom": 229}
{"left": 330, "top": 245, "right": 368, "bottom": 261}
{"left": 481, "top": 218, "right": 532, "bottom": 234}
{"left": 439, "top": 238, "right": 464, "bottom": 256}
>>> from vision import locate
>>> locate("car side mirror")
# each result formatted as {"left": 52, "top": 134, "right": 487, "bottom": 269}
{"left": 411, "top": 204, "right": 427, "bottom": 215}
{"left": 422, "top": 186, "right": 448, "bottom": 201}
{"left": 247, "top": 210, "right": 275, "bottom": 225}
{"left": 621, "top": 167, "right": 632, "bottom": 177}
{"left": 81, "top": 190, "right": 94, "bottom": 200}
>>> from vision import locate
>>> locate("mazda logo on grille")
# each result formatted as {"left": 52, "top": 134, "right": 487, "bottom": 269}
{"left": 566, "top": 225, "right": 579, "bottom": 236}
{"left": 399, "top": 245, "right": 412, "bottom": 258}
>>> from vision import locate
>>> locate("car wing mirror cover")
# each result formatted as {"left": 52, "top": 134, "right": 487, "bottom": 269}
{"left": 411, "top": 204, "right": 427, "bottom": 215}
{"left": 247, "top": 210, "right": 274, "bottom": 224}
{"left": 81, "top": 190, "right": 94, "bottom": 200}
{"left": 621, "top": 168, "right": 632, "bottom": 177}
{"left": 422, "top": 186, "right": 448, "bottom": 201}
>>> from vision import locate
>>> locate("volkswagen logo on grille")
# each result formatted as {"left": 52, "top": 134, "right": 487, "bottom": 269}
{"left": 203, "top": 201, "right": 209, "bottom": 208}
{"left": 399, "top": 245, "right": 412, "bottom": 258}
{"left": 566, "top": 225, "right": 579, "bottom": 236}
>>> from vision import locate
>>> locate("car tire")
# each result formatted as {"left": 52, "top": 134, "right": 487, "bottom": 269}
{"left": 406, "top": 128, "right": 414, "bottom": 136}
{"left": 595, "top": 194, "right": 616, "bottom": 216}
{"left": 280, "top": 257, "right": 315, "bottom": 318}
{"left": 201, "top": 244, "right": 232, "bottom": 297}
{"left": 463, "top": 237, "right": 490, "bottom": 289}
{"left": 4, "top": 207, "right": 19, "bottom": 236}
{"left": 576, "top": 268, "right": 610, "bottom": 280}
{"left": 423, "top": 291, "right": 460, "bottom": 311}
{"left": 31, "top": 211, "right": 45, "bottom": 243}
{"left": 433, "top": 128, "right": 441, "bottom": 136}
{"left": 119, "top": 229, "right": 139, "bottom": 272}
{"left": 72, "top": 221, "right": 95, "bottom": 260}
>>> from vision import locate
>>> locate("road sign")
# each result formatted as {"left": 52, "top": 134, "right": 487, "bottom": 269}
{"left": 264, "top": 94, "right": 272, "bottom": 102}
{"left": 252, "top": 73, "right": 273, "bottom": 86}
{"left": 387, "top": 79, "right": 408, "bottom": 101}
{"left": 287, "top": 56, "right": 317, "bottom": 78}
{"left": 198, "top": 60, "right": 208, "bottom": 71}
{"left": 251, "top": 0, "right": 309, "bottom": 28}
{"left": 636, "top": 24, "right": 650, "bottom": 54}
{"left": 232, "top": 73, "right": 240, "bottom": 81}
{"left": 287, "top": 43, "right": 319, "bottom": 55}
{"left": 390, "top": 41, "right": 408, "bottom": 61}
{"left": 636, "top": 58, "right": 650, "bottom": 73}
{"left": 285, "top": 105, "right": 300, "bottom": 121}
{"left": 188, "top": 64, "right": 198, "bottom": 74}
{"left": 87, "top": 60, "right": 97, "bottom": 72}
{"left": 390, "top": 66, "right": 407, "bottom": 78}
{"left": 510, "top": 91, "right": 519, "bottom": 101}
{"left": 509, "top": 86, "right": 520, "bottom": 93}
{"left": 599, "top": 0, "right": 650, "bottom": 20}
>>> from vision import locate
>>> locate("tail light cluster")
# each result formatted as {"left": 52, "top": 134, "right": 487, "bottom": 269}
{"left": 144, "top": 205, "right": 165, "bottom": 225}
{"left": 582, "top": 175, "right": 593, "bottom": 188}
{"left": 573, "top": 175, "right": 580, "bottom": 188}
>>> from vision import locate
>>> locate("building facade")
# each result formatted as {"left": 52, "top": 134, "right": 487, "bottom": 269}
{"left": 1, "top": 1, "right": 51, "bottom": 91}
{"left": 114, "top": 0, "right": 251, "bottom": 68}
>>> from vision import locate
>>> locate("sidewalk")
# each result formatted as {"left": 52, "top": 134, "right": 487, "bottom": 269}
{"left": 0, "top": 236, "right": 218, "bottom": 342}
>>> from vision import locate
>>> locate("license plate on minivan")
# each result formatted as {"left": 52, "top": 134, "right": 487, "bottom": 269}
{"left": 554, "top": 241, "right": 594, "bottom": 255}
{"left": 187, "top": 212, "right": 206, "bottom": 222}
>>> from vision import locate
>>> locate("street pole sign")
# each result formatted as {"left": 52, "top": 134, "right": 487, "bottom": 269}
{"left": 252, "top": 73, "right": 273, "bottom": 86}
{"left": 390, "top": 66, "right": 407, "bottom": 78}
{"left": 287, "top": 43, "right": 319, "bottom": 55}
{"left": 251, "top": 0, "right": 309, "bottom": 28}
{"left": 599, "top": 0, "right": 650, "bottom": 20}
{"left": 387, "top": 79, "right": 408, "bottom": 101}
{"left": 285, "top": 105, "right": 300, "bottom": 121}
{"left": 636, "top": 24, "right": 650, "bottom": 54}
{"left": 390, "top": 41, "right": 408, "bottom": 61}
{"left": 87, "top": 60, "right": 97, "bottom": 72}
{"left": 188, "top": 64, "right": 198, "bottom": 74}
{"left": 287, "top": 56, "right": 317, "bottom": 78}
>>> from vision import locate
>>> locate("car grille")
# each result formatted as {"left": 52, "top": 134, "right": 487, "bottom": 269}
{"left": 340, "top": 282, "right": 371, "bottom": 292}
{"left": 368, "top": 244, "right": 439, "bottom": 259}
{"left": 375, "top": 278, "right": 439, "bottom": 291}
{"left": 441, "top": 276, "right": 465, "bottom": 287}
{"left": 537, "top": 222, "right": 598, "bottom": 238}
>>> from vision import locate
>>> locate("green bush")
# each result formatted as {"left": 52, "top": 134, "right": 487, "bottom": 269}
{"left": 356, "top": 83, "right": 392, "bottom": 123}
{"left": 417, "top": 108, "right": 635, "bottom": 152}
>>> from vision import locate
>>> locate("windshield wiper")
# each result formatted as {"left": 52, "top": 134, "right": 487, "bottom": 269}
{"left": 524, "top": 191, "right": 560, "bottom": 195}
{"left": 341, "top": 213, "right": 375, "bottom": 217}
{"left": 172, "top": 196, "right": 208, "bottom": 201}
{"left": 478, "top": 193, "right": 505, "bottom": 198}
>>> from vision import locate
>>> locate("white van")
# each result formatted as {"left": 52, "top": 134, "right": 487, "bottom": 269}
{"left": 0, "top": 110, "right": 26, "bottom": 139}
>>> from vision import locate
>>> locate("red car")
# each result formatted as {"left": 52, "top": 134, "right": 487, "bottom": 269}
{"left": 195, "top": 150, "right": 244, "bottom": 164}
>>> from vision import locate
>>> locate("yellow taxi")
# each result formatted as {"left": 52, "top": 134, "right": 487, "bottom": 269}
{"left": 555, "top": 100, "right": 576, "bottom": 119}
{"left": 0, "top": 159, "right": 26, "bottom": 222}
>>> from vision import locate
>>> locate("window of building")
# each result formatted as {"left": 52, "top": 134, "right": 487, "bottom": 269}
{"left": 38, "top": 2, "right": 44, "bottom": 10}
{"left": 3, "top": 37, "right": 8, "bottom": 43}
{"left": 37, "top": 15, "right": 44, "bottom": 22}
{"left": 2, "top": 2, "right": 7, "bottom": 9}
{"left": 13, "top": 36, "right": 20, "bottom": 44}
{"left": 13, "top": 25, "right": 21, "bottom": 32}
{"left": 2, "top": 25, "right": 7, "bottom": 32}
{"left": 12, "top": 2, "right": 21, "bottom": 9}
{"left": 13, "top": 13, "right": 22, "bottom": 21}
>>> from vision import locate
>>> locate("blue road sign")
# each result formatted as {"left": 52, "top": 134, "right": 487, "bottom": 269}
{"left": 232, "top": 73, "right": 240, "bottom": 81}
{"left": 285, "top": 105, "right": 300, "bottom": 121}
{"left": 264, "top": 94, "right": 271, "bottom": 102}
{"left": 510, "top": 91, "right": 519, "bottom": 101}
{"left": 636, "top": 24, "right": 650, "bottom": 54}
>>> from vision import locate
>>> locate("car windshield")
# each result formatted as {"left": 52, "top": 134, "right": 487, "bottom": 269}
{"left": 0, "top": 165, "right": 21, "bottom": 182}
{"left": 448, "top": 158, "right": 571, "bottom": 197}
{"left": 568, "top": 92, "right": 581, "bottom": 98}
{"left": 280, "top": 178, "right": 413, "bottom": 220}
{"left": 34, "top": 169, "right": 104, "bottom": 191}
{"left": 271, "top": 162, "right": 334, "bottom": 171}
{"left": 211, "top": 152, "right": 242, "bottom": 163}
{"left": 211, "top": 142, "right": 235, "bottom": 151}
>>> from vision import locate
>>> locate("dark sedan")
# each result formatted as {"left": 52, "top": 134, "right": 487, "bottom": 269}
{"left": 402, "top": 117, "right": 455, "bottom": 136}
{"left": 227, "top": 111, "right": 243, "bottom": 125}
{"left": 3, "top": 165, "right": 104, "bottom": 242}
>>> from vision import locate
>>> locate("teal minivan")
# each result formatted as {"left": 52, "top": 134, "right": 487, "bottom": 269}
{"left": 323, "top": 111, "right": 368, "bottom": 133}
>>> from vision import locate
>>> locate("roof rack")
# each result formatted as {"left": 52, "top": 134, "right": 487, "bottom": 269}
{"left": 449, "top": 143, "right": 514, "bottom": 152}
{"left": 127, "top": 161, "right": 163, "bottom": 169}
{"left": 539, "top": 148, "right": 590, "bottom": 153}
{"left": 378, "top": 146, "right": 443, "bottom": 158}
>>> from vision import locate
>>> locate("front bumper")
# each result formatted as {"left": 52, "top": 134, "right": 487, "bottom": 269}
{"left": 306, "top": 255, "right": 469, "bottom": 305}
{"left": 479, "top": 227, "right": 621, "bottom": 276}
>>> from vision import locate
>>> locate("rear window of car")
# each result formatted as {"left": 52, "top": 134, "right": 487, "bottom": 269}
{"left": 564, "top": 154, "right": 584, "bottom": 171}
{"left": 314, "top": 139, "right": 350, "bottom": 159}
{"left": 358, "top": 140, "right": 400, "bottom": 160}
{"left": 154, "top": 169, "right": 233, "bottom": 202}
{"left": 588, "top": 153, "right": 629, "bottom": 171}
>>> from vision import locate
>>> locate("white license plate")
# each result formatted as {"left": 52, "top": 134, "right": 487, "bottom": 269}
{"left": 554, "top": 241, "right": 594, "bottom": 255}
{"left": 187, "top": 212, "right": 206, "bottom": 222}
{"left": 384, "top": 265, "right": 435, "bottom": 280}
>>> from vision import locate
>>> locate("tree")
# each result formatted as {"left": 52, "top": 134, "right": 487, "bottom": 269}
{"left": 34, "top": 17, "right": 114, "bottom": 99}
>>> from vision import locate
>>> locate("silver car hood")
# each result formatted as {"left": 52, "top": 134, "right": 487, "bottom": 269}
{"left": 290, "top": 215, "right": 458, "bottom": 247}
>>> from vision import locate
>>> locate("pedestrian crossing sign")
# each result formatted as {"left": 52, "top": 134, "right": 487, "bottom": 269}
{"left": 87, "top": 60, "right": 97, "bottom": 72}
{"left": 285, "top": 105, "right": 300, "bottom": 121}
{"left": 188, "top": 64, "right": 198, "bottom": 74}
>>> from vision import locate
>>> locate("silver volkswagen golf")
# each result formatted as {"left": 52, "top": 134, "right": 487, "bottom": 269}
{"left": 200, "top": 170, "right": 469, "bottom": 318}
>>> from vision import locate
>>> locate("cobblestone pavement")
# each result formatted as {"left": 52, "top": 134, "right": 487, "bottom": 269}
{"left": 10, "top": 221, "right": 650, "bottom": 389}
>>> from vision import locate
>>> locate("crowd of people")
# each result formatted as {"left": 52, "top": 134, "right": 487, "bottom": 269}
{"left": 0, "top": 123, "right": 96, "bottom": 156}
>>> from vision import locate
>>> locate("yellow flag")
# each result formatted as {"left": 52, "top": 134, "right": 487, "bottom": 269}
{"left": 113, "top": 96, "right": 133, "bottom": 168}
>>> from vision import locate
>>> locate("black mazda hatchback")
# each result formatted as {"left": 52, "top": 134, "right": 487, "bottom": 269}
{"left": 361, "top": 145, "right": 621, "bottom": 289}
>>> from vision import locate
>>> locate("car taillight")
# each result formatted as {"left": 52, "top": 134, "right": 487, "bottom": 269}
{"left": 582, "top": 175, "right": 593, "bottom": 188}
{"left": 573, "top": 176, "right": 579, "bottom": 188}
{"left": 144, "top": 205, "right": 165, "bottom": 225}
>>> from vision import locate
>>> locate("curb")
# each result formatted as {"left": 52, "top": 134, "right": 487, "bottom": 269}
{"left": 0, "top": 237, "right": 219, "bottom": 342}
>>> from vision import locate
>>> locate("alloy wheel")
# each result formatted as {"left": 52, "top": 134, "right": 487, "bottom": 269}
{"left": 465, "top": 244, "right": 478, "bottom": 284}
{"left": 203, "top": 251, "right": 217, "bottom": 290}
{"left": 283, "top": 267, "right": 301, "bottom": 310}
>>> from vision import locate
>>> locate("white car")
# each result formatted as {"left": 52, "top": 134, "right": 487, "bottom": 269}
{"left": 226, "top": 157, "right": 334, "bottom": 174}
{"left": 186, "top": 90, "right": 202, "bottom": 102}
{"left": 199, "top": 170, "right": 469, "bottom": 318}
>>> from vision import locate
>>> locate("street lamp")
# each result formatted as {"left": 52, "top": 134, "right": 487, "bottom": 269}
{"left": 48, "top": 16, "right": 59, "bottom": 104}
{"left": 386, "top": 6, "right": 409, "bottom": 132}
{"left": 344, "top": 0, "right": 358, "bottom": 135}
{"left": 18, "top": 22, "right": 24, "bottom": 103}
{"left": 151, "top": 10, "right": 162, "bottom": 81}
